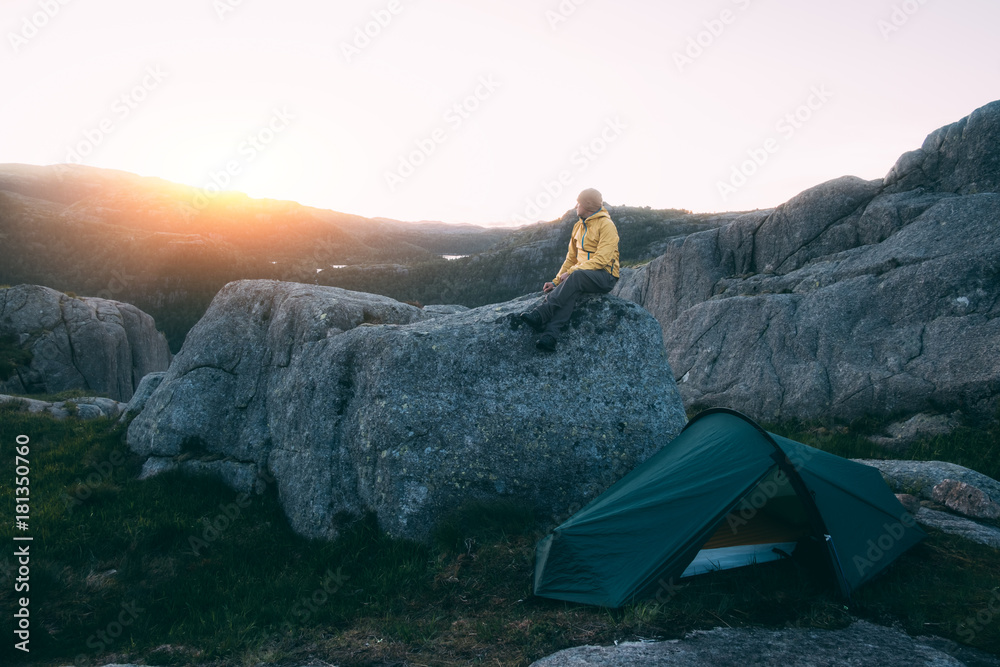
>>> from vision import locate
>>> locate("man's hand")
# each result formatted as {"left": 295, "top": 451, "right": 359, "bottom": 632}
{"left": 543, "top": 273, "right": 570, "bottom": 293}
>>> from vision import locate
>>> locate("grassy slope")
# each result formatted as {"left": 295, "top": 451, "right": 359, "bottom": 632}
{"left": 0, "top": 405, "right": 998, "bottom": 667}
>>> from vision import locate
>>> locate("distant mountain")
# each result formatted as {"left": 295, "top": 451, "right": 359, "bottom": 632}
{"left": 0, "top": 163, "right": 744, "bottom": 350}
{"left": 0, "top": 163, "right": 509, "bottom": 261}
{"left": 0, "top": 164, "right": 509, "bottom": 349}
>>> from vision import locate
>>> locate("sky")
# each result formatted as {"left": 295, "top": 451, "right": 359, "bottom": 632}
{"left": 2, "top": 0, "right": 998, "bottom": 225}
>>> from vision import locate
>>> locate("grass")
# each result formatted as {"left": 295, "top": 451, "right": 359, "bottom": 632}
{"left": 1, "top": 388, "right": 107, "bottom": 403}
{"left": 1, "top": 406, "right": 998, "bottom": 666}
{"left": 0, "top": 334, "right": 33, "bottom": 383}
{"left": 762, "top": 410, "right": 1000, "bottom": 483}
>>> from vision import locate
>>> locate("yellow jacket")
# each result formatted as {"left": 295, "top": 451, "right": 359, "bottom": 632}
{"left": 553, "top": 208, "right": 620, "bottom": 285}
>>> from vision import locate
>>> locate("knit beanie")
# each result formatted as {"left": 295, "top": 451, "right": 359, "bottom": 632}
{"left": 577, "top": 188, "right": 603, "bottom": 211}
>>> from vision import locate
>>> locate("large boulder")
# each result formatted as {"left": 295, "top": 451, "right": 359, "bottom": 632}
{"left": 0, "top": 284, "right": 171, "bottom": 401}
{"left": 615, "top": 99, "right": 1000, "bottom": 421}
{"left": 530, "top": 620, "right": 1000, "bottom": 667}
{"left": 127, "top": 280, "right": 687, "bottom": 542}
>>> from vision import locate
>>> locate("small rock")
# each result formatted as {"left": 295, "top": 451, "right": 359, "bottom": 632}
{"left": 138, "top": 457, "right": 178, "bottom": 480}
{"left": 869, "top": 412, "right": 962, "bottom": 451}
{"left": 914, "top": 506, "right": 1000, "bottom": 548}
{"left": 0, "top": 394, "right": 50, "bottom": 413}
{"left": 75, "top": 396, "right": 128, "bottom": 419}
{"left": 931, "top": 479, "right": 1000, "bottom": 520}
{"left": 84, "top": 569, "right": 118, "bottom": 590}
{"left": 853, "top": 460, "right": 1000, "bottom": 515}
{"left": 0, "top": 394, "right": 126, "bottom": 420}
{"left": 895, "top": 493, "right": 922, "bottom": 516}
{"left": 72, "top": 403, "right": 106, "bottom": 420}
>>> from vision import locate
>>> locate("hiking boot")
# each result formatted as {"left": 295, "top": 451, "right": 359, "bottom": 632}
{"left": 536, "top": 333, "right": 557, "bottom": 352}
{"left": 520, "top": 310, "right": 544, "bottom": 333}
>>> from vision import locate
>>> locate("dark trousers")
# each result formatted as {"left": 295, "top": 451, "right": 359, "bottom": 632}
{"left": 534, "top": 269, "right": 618, "bottom": 338}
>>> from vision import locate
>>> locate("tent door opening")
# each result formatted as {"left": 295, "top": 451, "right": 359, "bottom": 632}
{"left": 681, "top": 465, "right": 811, "bottom": 578}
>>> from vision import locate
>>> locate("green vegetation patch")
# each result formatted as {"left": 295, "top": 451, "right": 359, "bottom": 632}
{"left": 0, "top": 334, "right": 33, "bottom": 382}
{"left": 764, "top": 410, "right": 1000, "bottom": 484}
{"left": 1, "top": 410, "right": 998, "bottom": 666}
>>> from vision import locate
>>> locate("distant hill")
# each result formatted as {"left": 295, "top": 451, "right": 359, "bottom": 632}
{"left": 0, "top": 163, "right": 509, "bottom": 261}
{"left": 0, "top": 164, "right": 747, "bottom": 350}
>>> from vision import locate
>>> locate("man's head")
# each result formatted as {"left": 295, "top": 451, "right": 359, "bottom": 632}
{"left": 576, "top": 188, "right": 603, "bottom": 219}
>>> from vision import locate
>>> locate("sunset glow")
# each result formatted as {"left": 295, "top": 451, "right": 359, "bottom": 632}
{"left": 3, "top": 0, "right": 999, "bottom": 224}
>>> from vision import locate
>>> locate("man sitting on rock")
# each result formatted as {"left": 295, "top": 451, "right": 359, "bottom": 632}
{"left": 520, "top": 188, "right": 620, "bottom": 352}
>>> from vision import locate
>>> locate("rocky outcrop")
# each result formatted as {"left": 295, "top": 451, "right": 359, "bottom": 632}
{"left": 530, "top": 620, "right": 1000, "bottom": 667}
{"left": 615, "top": 100, "right": 1000, "bottom": 421}
{"left": 127, "top": 280, "right": 687, "bottom": 542}
{"left": 0, "top": 285, "right": 171, "bottom": 402}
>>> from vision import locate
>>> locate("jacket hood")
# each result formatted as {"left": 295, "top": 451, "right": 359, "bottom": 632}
{"left": 581, "top": 207, "right": 610, "bottom": 223}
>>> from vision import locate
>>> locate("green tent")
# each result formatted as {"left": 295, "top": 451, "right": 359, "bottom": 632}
{"left": 533, "top": 409, "right": 925, "bottom": 607}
